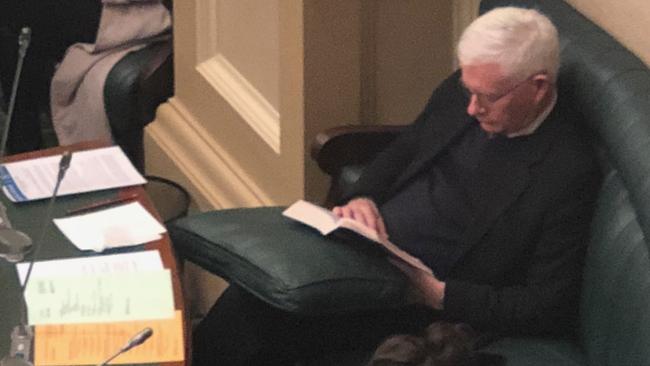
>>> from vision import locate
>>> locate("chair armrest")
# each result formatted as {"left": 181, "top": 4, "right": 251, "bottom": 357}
{"left": 136, "top": 39, "right": 174, "bottom": 128}
{"left": 311, "top": 124, "right": 404, "bottom": 176}
{"left": 311, "top": 124, "right": 404, "bottom": 206}
{"left": 104, "top": 38, "right": 173, "bottom": 137}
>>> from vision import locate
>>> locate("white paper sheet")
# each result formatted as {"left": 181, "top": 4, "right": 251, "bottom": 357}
{"left": 0, "top": 146, "right": 146, "bottom": 202}
{"left": 16, "top": 250, "right": 164, "bottom": 285}
{"left": 53, "top": 202, "right": 167, "bottom": 252}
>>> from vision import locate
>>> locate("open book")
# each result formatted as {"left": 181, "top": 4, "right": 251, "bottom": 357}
{"left": 282, "top": 200, "right": 433, "bottom": 274}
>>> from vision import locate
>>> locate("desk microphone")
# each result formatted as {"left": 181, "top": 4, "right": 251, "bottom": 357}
{"left": 97, "top": 327, "right": 154, "bottom": 366}
{"left": 0, "top": 152, "right": 72, "bottom": 366}
{"left": 0, "top": 27, "right": 33, "bottom": 264}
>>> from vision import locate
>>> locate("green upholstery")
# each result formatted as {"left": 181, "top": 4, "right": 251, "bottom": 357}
{"left": 478, "top": 0, "right": 650, "bottom": 365}
{"left": 170, "top": 207, "right": 410, "bottom": 314}
{"left": 580, "top": 173, "right": 650, "bottom": 366}
{"left": 169, "top": 0, "right": 650, "bottom": 365}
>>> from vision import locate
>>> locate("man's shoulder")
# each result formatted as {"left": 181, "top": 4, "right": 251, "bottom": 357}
{"left": 539, "top": 110, "right": 601, "bottom": 182}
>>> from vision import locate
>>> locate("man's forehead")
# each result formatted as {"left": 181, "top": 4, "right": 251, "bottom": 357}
{"left": 461, "top": 63, "right": 512, "bottom": 91}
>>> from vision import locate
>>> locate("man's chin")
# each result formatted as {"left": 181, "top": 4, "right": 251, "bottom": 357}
{"left": 479, "top": 121, "right": 501, "bottom": 134}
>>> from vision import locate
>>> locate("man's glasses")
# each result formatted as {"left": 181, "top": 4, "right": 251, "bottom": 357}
{"left": 459, "top": 73, "right": 543, "bottom": 107}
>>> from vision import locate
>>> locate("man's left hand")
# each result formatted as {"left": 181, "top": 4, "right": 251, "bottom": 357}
{"left": 390, "top": 259, "right": 446, "bottom": 310}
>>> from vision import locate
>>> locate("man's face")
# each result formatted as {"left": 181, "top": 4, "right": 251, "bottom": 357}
{"left": 460, "top": 63, "right": 547, "bottom": 135}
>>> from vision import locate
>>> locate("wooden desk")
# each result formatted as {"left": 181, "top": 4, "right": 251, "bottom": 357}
{"left": 0, "top": 142, "right": 188, "bottom": 365}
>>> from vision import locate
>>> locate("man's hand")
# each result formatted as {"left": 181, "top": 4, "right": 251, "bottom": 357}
{"left": 332, "top": 198, "right": 388, "bottom": 239}
{"left": 390, "top": 259, "right": 446, "bottom": 310}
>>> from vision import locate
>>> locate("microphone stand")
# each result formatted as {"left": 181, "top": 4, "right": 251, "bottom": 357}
{"left": 0, "top": 27, "right": 33, "bottom": 263}
{"left": 1, "top": 27, "right": 31, "bottom": 157}
{"left": 0, "top": 27, "right": 34, "bottom": 366}
{"left": 97, "top": 327, "right": 153, "bottom": 366}
{"left": 0, "top": 152, "right": 72, "bottom": 366}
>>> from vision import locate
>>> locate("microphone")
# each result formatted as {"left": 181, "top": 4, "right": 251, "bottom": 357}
{"left": 97, "top": 328, "right": 154, "bottom": 366}
{"left": 0, "top": 152, "right": 73, "bottom": 366}
{"left": 17, "top": 28, "right": 31, "bottom": 58}
{"left": 0, "top": 27, "right": 33, "bottom": 263}
{"left": 21, "top": 151, "right": 72, "bottom": 290}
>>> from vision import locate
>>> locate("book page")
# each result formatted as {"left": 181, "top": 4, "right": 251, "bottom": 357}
{"left": 374, "top": 236, "right": 433, "bottom": 275}
{"left": 337, "top": 217, "right": 383, "bottom": 242}
{"left": 283, "top": 200, "right": 433, "bottom": 274}
{"left": 282, "top": 199, "right": 339, "bottom": 235}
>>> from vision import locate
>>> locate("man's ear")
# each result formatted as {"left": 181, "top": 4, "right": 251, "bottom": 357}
{"left": 532, "top": 73, "right": 551, "bottom": 102}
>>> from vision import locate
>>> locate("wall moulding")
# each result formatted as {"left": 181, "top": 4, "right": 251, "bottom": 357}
{"left": 194, "top": 0, "right": 281, "bottom": 154}
{"left": 196, "top": 55, "right": 281, "bottom": 154}
{"left": 146, "top": 97, "right": 274, "bottom": 209}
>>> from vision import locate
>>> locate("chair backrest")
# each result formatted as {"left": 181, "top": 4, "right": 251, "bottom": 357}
{"left": 481, "top": 1, "right": 650, "bottom": 364}
{"left": 104, "top": 39, "right": 173, "bottom": 172}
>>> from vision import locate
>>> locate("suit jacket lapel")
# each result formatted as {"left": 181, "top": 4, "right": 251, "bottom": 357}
{"left": 459, "top": 116, "right": 559, "bottom": 254}
{"left": 390, "top": 113, "right": 473, "bottom": 194}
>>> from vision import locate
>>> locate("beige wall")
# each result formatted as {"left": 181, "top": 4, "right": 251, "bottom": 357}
{"left": 373, "top": 1, "right": 454, "bottom": 125}
{"left": 147, "top": 0, "right": 304, "bottom": 211}
{"left": 219, "top": 1, "right": 280, "bottom": 110}
{"left": 566, "top": 0, "right": 650, "bottom": 66}
{"left": 146, "top": 0, "right": 458, "bottom": 209}
{"left": 302, "top": 1, "right": 364, "bottom": 202}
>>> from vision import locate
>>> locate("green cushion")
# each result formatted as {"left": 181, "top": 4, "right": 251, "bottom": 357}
{"left": 169, "top": 207, "right": 409, "bottom": 314}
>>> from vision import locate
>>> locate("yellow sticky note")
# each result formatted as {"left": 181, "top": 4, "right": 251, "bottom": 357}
{"left": 34, "top": 310, "right": 184, "bottom": 365}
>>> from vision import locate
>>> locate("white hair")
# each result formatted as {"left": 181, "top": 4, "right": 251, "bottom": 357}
{"left": 457, "top": 7, "right": 560, "bottom": 83}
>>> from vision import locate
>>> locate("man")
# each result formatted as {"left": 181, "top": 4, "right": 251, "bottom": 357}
{"left": 332, "top": 5, "right": 601, "bottom": 335}
{"left": 193, "top": 7, "right": 601, "bottom": 365}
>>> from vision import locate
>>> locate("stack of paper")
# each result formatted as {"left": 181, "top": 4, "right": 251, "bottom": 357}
{"left": 16, "top": 251, "right": 184, "bottom": 365}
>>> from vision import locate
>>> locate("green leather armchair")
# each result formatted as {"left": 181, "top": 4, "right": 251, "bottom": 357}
{"left": 171, "top": 0, "right": 650, "bottom": 364}
{"left": 312, "top": 0, "right": 650, "bottom": 365}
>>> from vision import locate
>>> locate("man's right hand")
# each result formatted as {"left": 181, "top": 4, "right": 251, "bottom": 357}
{"left": 332, "top": 197, "right": 388, "bottom": 239}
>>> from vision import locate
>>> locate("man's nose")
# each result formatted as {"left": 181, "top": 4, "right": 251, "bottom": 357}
{"left": 467, "top": 94, "right": 482, "bottom": 116}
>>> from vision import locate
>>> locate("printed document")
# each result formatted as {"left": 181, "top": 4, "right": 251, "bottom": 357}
{"left": 0, "top": 146, "right": 146, "bottom": 202}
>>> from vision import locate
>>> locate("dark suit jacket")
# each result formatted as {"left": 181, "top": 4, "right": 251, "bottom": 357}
{"left": 341, "top": 72, "right": 602, "bottom": 336}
